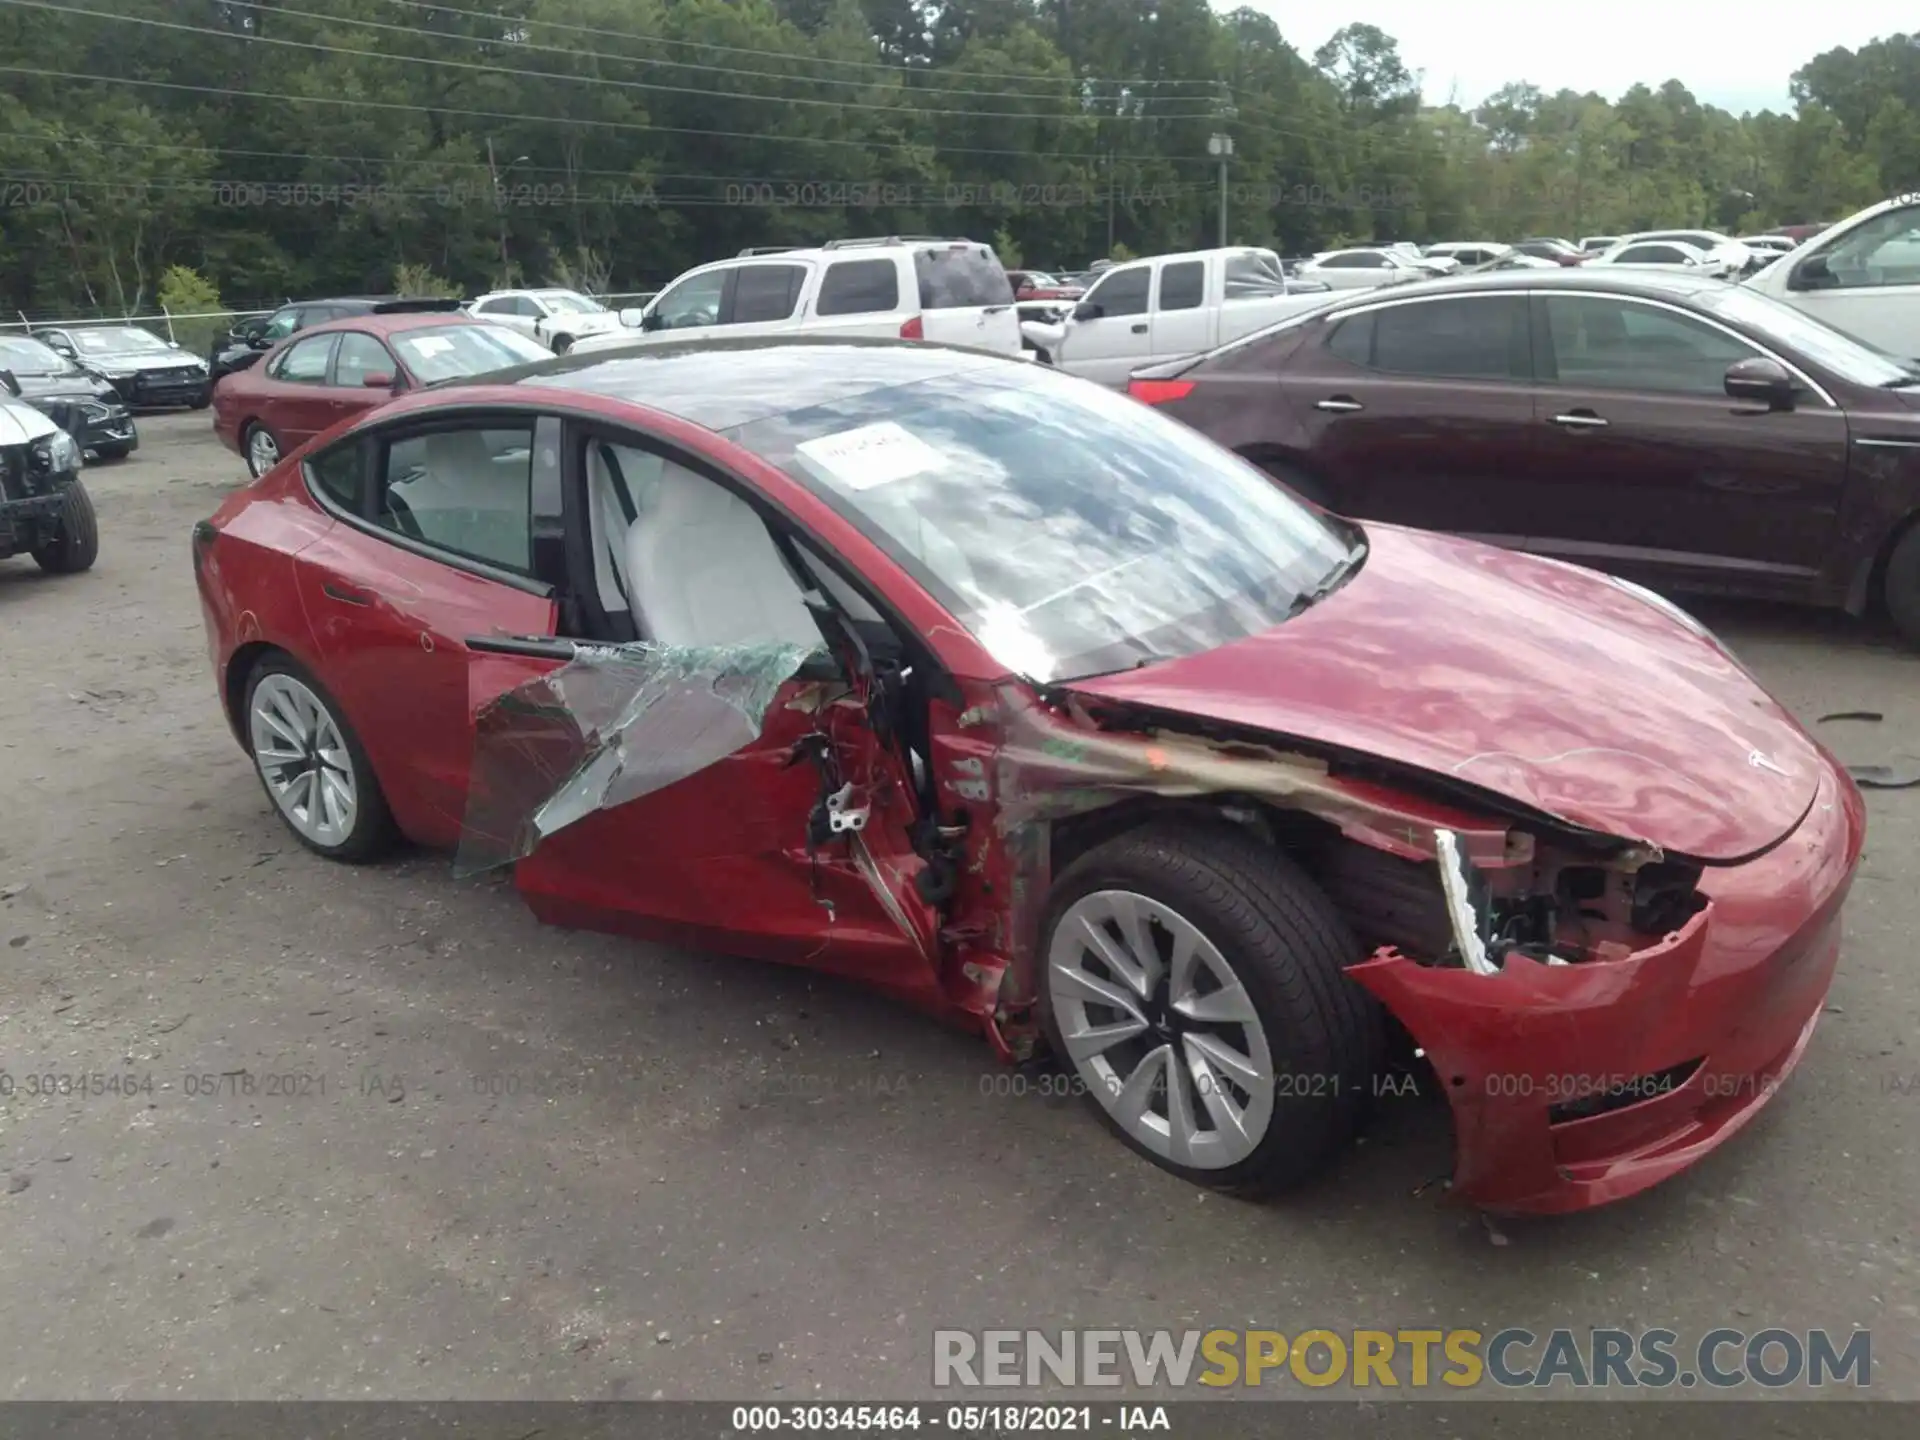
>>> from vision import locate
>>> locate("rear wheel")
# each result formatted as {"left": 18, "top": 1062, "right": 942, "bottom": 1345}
{"left": 551, "top": 333, "right": 574, "bottom": 355}
{"left": 1884, "top": 524, "right": 1920, "bottom": 648}
{"left": 243, "top": 422, "right": 280, "bottom": 478}
{"left": 1041, "top": 822, "right": 1384, "bottom": 1197}
{"left": 243, "top": 655, "right": 395, "bottom": 862}
{"left": 30, "top": 481, "right": 100, "bottom": 573}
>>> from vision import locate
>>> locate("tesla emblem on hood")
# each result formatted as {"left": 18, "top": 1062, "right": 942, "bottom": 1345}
{"left": 1748, "top": 749, "right": 1789, "bottom": 776}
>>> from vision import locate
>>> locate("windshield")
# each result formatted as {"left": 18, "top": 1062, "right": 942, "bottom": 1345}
{"left": 391, "top": 323, "right": 553, "bottom": 382}
{"left": 1698, "top": 286, "right": 1914, "bottom": 384}
{"left": 539, "top": 292, "right": 605, "bottom": 315}
{"left": 727, "top": 365, "right": 1356, "bottom": 682}
{"left": 0, "top": 336, "right": 77, "bottom": 375}
{"left": 72, "top": 327, "right": 171, "bottom": 354}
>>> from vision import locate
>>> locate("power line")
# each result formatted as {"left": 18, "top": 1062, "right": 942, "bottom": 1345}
{"left": 4, "top": 2, "right": 1225, "bottom": 122}
{"left": 364, "top": 0, "right": 1231, "bottom": 90}
{"left": 4, "top": 66, "right": 1218, "bottom": 164}
{"left": 201, "top": 0, "right": 1225, "bottom": 102}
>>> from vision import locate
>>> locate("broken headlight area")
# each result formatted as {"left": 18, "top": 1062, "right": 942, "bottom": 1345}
{"left": 1425, "top": 825, "right": 1708, "bottom": 975}
{"left": 455, "top": 639, "right": 821, "bottom": 877}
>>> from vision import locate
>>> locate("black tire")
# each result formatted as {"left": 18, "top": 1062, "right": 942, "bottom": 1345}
{"left": 1040, "top": 821, "right": 1385, "bottom": 1197}
{"left": 30, "top": 480, "right": 100, "bottom": 574}
{"left": 551, "top": 333, "right": 574, "bottom": 355}
{"left": 1884, "top": 524, "right": 1920, "bottom": 648}
{"left": 91, "top": 443, "right": 133, "bottom": 464}
{"left": 241, "top": 653, "right": 397, "bottom": 864}
{"left": 189, "top": 391, "right": 211, "bottom": 411}
{"left": 1246, "top": 454, "right": 1331, "bottom": 510}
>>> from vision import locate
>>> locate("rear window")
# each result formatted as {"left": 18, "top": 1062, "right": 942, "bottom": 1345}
{"left": 914, "top": 246, "right": 1014, "bottom": 309}
{"left": 390, "top": 323, "right": 551, "bottom": 382}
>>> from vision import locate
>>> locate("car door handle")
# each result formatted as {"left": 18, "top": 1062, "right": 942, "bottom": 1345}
{"left": 1315, "top": 397, "right": 1364, "bottom": 412}
{"left": 1549, "top": 411, "right": 1610, "bottom": 428}
{"left": 322, "top": 583, "right": 371, "bottom": 606}
{"left": 1130, "top": 322, "right": 1148, "bottom": 334}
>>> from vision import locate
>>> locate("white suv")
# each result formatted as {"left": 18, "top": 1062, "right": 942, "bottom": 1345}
{"left": 570, "top": 238, "right": 1022, "bottom": 357}
{"left": 465, "top": 288, "right": 630, "bottom": 353}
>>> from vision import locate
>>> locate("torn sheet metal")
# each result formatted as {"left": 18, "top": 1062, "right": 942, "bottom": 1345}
{"left": 455, "top": 640, "right": 820, "bottom": 877}
{"left": 971, "top": 683, "right": 1522, "bottom": 1025}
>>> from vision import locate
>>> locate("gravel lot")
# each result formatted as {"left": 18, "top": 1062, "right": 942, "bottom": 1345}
{"left": 1, "top": 411, "right": 1917, "bottom": 1402}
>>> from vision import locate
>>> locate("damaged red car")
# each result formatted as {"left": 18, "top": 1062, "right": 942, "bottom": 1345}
{"left": 191, "top": 337, "right": 1864, "bottom": 1214}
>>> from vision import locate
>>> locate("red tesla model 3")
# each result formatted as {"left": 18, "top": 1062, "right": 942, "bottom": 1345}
{"left": 191, "top": 336, "right": 1864, "bottom": 1214}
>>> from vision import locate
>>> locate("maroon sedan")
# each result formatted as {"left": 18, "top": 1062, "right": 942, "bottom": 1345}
{"left": 192, "top": 337, "right": 1862, "bottom": 1214}
{"left": 1130, "top": 268, "right": 1920, "bottom": 646}
{"left": 211, "top": 312, "right": 551, "bottom": 477}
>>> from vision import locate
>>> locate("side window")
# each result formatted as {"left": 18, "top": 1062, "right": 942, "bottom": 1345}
{"left": 1325, "top": 312, "right": 1374, "bottom": 365}
{"left": 1367, "top": 297, "right": 1524, "bottom": 380}
{"left": 305, "top": 441, "right": 365, "bottom": 512}
{"left": 730, "top": 263, "right": 806, "bottom": 324}
{"left": 816, "top": 258, "right": 901, "bottom": 316}
{"left": 272, "top": 334, "right": 337, "bottom": 383}
{"left": 475, "top": 298, "right": 513, "bottom": 316}
{"left": 1158, "top": 261, "right": 1205, "bottom": 310}
{"left": 1544, "top": 296, "right": 1760, "bottom": 395}
{"left": 262, "top": 308, "right": 302, "bottom": 340}
{"left": 585, "top": 438, "right": 822, "bottom": 650}
{"left": 1086, "top": 265, "right": 1150, "bottom": 318}
{"left": 374, "top": 422, "right": 535, "bottom": 573}
{"left": 332, "top": 332, "right": 394, "bottom": 387}
{"left": 652, "top": 271, "right": 728, "bottom": 330}
{"left": 1816, "top": 204, "right": 1920, "bottom": 288}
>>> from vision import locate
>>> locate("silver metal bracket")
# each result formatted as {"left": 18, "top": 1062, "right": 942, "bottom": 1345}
{"left": 826, "top": 783, "right": 869, "bottom": 834}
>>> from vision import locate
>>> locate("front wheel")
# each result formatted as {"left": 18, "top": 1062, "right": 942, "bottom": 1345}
{"left": 90, "top": 443, "right": 133, "bottom": 464}
{"left": 30, "top": 481, "right": 100, "bottom": 573}
{"left": 550, "top": 333, "right": 574, "bottom": 355}
{"left": 1883, "top": 524, "right": 1920, "bottom": 648}
{"left": 243, "top": 656, "right": 395, "bottom": 862}
{"left": 1041, "top": 822, "right": 1384, "bottom": 1197}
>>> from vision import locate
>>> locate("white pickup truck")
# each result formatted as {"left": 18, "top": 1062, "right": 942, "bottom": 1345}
{"left": 1020, "top": 247, "right": 1337, "bottom": 386}
{"left": 1745, "top": 192, "right": 1920, "bottom": 361}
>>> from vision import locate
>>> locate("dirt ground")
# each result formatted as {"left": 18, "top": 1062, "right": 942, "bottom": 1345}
{"left": 1, "top": 411, "right": 1918, "bottom": 1401}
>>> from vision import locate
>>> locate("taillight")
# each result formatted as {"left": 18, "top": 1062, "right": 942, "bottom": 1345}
{"left": 899, "top": 315, "right": 924, "bottom": 340}
{"left": 1128, "top": 378, "right": 1195, "bottom": 405}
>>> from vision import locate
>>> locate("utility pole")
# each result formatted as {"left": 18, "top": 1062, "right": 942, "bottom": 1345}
{"left": 486, "top": 137, "right": 509, "bottom": 275}
{"left": 1208, "top": 133, "right": 1234, "bottom": 247}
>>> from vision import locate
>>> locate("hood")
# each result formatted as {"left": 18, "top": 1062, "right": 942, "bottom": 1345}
{"left": 1066, "top": 525, "right": 1823, "bottom": 864}
{"left": 11, "top": 370, "right": 115, "bottom": 402}
{"left": 72, "top": 346, "right": 202, "bottom": 373}
{"left": 0, "top": 399, "right": 59, "bottom": 445}
{"left": 550, "top": 311, "right": 626, "bottom": 334}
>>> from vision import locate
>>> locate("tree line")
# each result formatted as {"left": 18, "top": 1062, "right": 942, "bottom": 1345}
{"left": 0, "top": 0, "right": 1915, "bottom": 319}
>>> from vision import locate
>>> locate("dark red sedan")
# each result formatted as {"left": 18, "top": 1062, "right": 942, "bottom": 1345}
{"left": 211, "top": 311, "right": 551, "bottom": 477}
{"left": 191, "top": 337, "right": 1863, "bottom": 1214}
{"left": 1129, "top": 268, "right": 1920, "bottom": 646}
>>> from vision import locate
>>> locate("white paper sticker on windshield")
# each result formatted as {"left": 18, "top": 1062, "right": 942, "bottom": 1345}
{"left": 795, "top": 421, "right": 943, "bottom": 491}
{"left": 408, "top": 336, "right": 455, "bottom": 357}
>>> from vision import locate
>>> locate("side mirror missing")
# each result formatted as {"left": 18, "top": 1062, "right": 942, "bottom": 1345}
{"left": 0, "top": 369, "right": 18, "bottom": 397}
{"left": 1725, "top": 356, "right": 1796, "bottom": 411}
{"left": 1788, "top": 253, "right": 1834, "bottom": 292}
{"left": 362, "top": 372, "right": 394, "bottom": 389}
{"left": 639, "top": 310, "right": 664, "bottom": 332}
{"left": 1072, "top": 300, "right": 1103, "bottom": 322}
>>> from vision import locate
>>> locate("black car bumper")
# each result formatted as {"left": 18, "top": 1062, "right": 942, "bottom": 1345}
{"left": 110, "top": 370, "right": 211, "bottom": 409}
{"left": 27, "top": 396, "right": 137, "bottom": 454}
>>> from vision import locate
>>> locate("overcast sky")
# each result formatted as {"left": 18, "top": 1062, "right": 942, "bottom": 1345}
{"left": 1246, "top": 3, "right": 1911, "bottom": 115}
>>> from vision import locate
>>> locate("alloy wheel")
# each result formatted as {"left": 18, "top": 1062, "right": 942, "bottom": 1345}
{"left": 249, "top": 672, "right": 358, "bottom": 847}
{"left": 1047, "top": 889, "right": 1275, "bottom": 1169}
{"left": 247, "top": 426, "right": 279, "bottom": 477}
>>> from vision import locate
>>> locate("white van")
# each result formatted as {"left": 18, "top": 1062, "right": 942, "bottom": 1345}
{"left": 1746, "top": 193, "right": 1920, "bottom": 360}
{"left": 1020, "top": 247, "right": 1337, "bottom": 386}
{"left": 570, "top": 237, "right": 1022, "bottom": 358}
